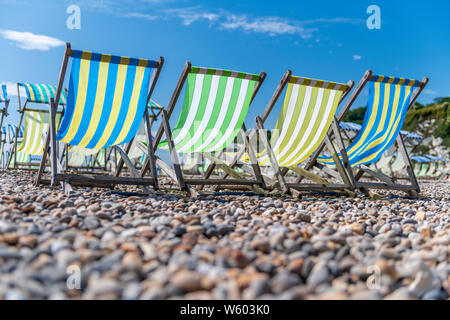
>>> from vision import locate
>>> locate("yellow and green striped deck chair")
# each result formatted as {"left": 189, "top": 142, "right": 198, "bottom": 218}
{"left": 249, "top": 70, "right": 354, "bottom": 194}
{"left": 317, "top": 70, "right": 429, "bottom": 194}
{"left": 18, "top": 110, "right": 61, "bottom": 156}
{"left": 36, "top": 43, "right": 164, "bottom": 190}
{"left": 147, "top": 62, "right": 267, "bottom": 193}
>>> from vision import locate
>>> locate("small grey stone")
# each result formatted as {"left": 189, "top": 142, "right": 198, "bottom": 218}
{"left": 307, "top": 262, "right": 330, "bottom": 286}
{"left": 84, "top": 216, "right": 100, "bottom": 230}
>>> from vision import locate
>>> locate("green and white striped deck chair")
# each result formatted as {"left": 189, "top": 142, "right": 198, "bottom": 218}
{"left": 426, "top": 161, "right": 436, "bottom": 177}
{"left": 314, "top": 70, "right": 429, "bottom": 195}
{"left": 67, "top": 145, "right": 98, "bottom": 168}
{"left": 148, "top": 62, "right": 266, "bottom": 193}
{"left": 246, "top": 70, "right": 354, "bottom": 194}
{"left": 36, "top": 43, "right": 164, "bottom": 190}
{"left": 19, "top": 83, "right": 67, "bottom": 105}
{"left": 10, "top": 151, "right": 30, "bottom": 167}
{"left": 418, "top": 163, "right": 429, "bottom": 177}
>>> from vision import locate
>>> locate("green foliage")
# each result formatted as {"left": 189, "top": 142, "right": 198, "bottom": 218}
{"left": 343, "top": 106, "right": 366, "bottom": 124}
{"left": 404, "top": 100, "right": 450, "bottom": 155}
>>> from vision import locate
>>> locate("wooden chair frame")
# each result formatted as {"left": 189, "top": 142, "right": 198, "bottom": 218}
{"left": 140, "top": 61, "right": 267, "bottom": 195}
{"left": 34, "top": 43, "right": 163, "bottom": 194}
{"left": 303, "top": 70, "right": 429, "bottom": 196}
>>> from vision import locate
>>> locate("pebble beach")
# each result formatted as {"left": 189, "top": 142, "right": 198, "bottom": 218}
{"left": 0, "top": 170, "right": 449, "bottom": 300}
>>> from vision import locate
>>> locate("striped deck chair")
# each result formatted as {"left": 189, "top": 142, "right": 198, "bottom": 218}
{"left": 316, "top": 70, "right": 429, "bottom": 195}
{"left": 18, "top": 110, "right": 61, "bottom": 155}
{"left": 35, "top": 43, "right": 164, "bottom": 192}
{"left": 235, "top": 70, "right": 354, "bottom": 194}
{"left": 0, "top": 85, "right": 9, "bottom": 164}
{"left": 418, "top": 161, "right": 430, "bottom": 178}
{"left": 141, "top": 62, "right": 267, "bottom": 194}
{"left": 7, "top": 82, "right": 66, "bottom": 170}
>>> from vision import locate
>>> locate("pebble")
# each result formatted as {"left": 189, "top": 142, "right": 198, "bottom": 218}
{"left": 0, "top": 171, "right": 447, "bottom": 300}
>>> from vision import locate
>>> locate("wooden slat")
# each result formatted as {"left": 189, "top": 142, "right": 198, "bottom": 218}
{"left": 185, "top": 179, "right": 263, "bottom": 186}
{"left": 54, "top": 174, "right": 156, "bottom": 186}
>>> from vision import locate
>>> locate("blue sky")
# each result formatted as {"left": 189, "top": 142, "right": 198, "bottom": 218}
{"left": 0, "top": 0, "right": 449, "bottom": 140}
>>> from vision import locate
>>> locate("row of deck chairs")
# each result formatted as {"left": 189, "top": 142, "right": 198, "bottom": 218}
{"left": 412, "top": 155, "right": 449, "bottom": 180}
{"left": 1, "top": 43, "right": 434, "bottom": 197}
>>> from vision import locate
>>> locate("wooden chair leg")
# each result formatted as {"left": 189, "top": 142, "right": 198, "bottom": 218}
{"left": 241, "top": 124, "right": 266, "bottom": 190}
{"left": 161, "top": 110, "right": 189, "bottom": 193}
{"left": 255, "top": 116, "right": 289, "bottom": 194}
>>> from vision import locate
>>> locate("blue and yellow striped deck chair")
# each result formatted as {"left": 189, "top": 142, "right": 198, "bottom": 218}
{"left": 36, "top": 43, "right": 164, "bottom": 190}
{"left": 317, "top": 70, "right": 429, "bottom": 194}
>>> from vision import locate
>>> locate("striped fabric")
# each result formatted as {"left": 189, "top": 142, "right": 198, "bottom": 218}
{"left": 255, "top": 76, "right": 348, "bottom": 167}
{"left": 159, "top": 66, "right": 260, "bottom": 153}
{"left": 0, "top": 85, "right": 8, "bottom": 102}
{"left": 16, "top": 151, "right": 30, "bottom": 163}
{"left": 56, "top": 50, "right": 156, "bottom": 150}
{"left": 139, "top": 153, "right": 148, "bottom": 165}
{"left": 149, "top": 99, "right": 163, "bottom": 111}
{"left": 401, "top": 130, "right": 422, "bottom": 141}
{"left": 97, "top": 148, "right": 106, "bottom": 167}
{"left": 18, "top": 110, "right": 60, "bottom": 155}
{"left": 340, "top": 122, "right": 362, "bottom": 132}
{"left": 8, "top": 124, "right": 24, "bottom": 138}
{"left": 19, "top": 83, "right": 67, "bottom": 105}
{"left": 319, "top": 75, "right": 419, "bottom": 167}
{"left": 68, "top": 145, "right": 99, "bottom": 167}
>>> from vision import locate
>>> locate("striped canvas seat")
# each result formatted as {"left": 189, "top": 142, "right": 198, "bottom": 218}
{"left": 0, "top": 84, "right": 8, "bottom": 103}
{"left": 19, "top": 83, "right": 67, "bottom": 105}
{"left": 15, "top": 151, "right": 30, "bottom": 163}
{"left": 18, "top": 110, "right": 60, "bottom": 155}
{"left": 319, "top": 75, "right": 420, "bottom": 167}
{"left": 8, "top": 124, "right": 23, "bottom": 139}
{"left": 56, "top": 50, "right": 157, "bottom": 150}
{"left": 255, "top": 77, "right": 348, "bottom": 167}
{"left": 159, "top": 66, "right": 261, "bottom": 153}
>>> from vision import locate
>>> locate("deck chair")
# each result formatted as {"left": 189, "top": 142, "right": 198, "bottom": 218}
{"left": 0, "top": 85, "right": 9, "bottom": 166}
{"left": 225, "top": 70, "right": 354, "bottom": 194}
{"left": 35, "top": 43, "right": 163, "bottom": 193}
{"left": 62, "top": 145, "right": 104, "bottom": 172}
{"left": 339, "top": 121, "right": 362, "bottom": 142}
{"left": 0, "top": 85, "right": 9, "bottom": 167}
{"left": 7, "top": 83, "right": 66, "bottom": 170}
{"left": 316, "top": 70, "right": 429, "bottom": 195}
{"left": 411, "top": 156, "right": 430, "bottom": 178}
{"left": 140, "top": 62, "right": 267, "bottom": 194}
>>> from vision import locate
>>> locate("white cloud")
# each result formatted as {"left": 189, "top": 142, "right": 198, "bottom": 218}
{"left": 353, "top": 54, "right": 362, "bottom": 60}
{"left": 423, "top": 89, "right": 437, "bottom": 95}
{"left": 164, "top": 7, "right": 220, "bottom": 26}
{"left": 0, "top": 30, "right": 64, "bottom": 51}
{"left": 125, "top": 12, "right": 159, "bottom": 20}
{"left": 220, "top": 15, "right": 316, "bottom": 39}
